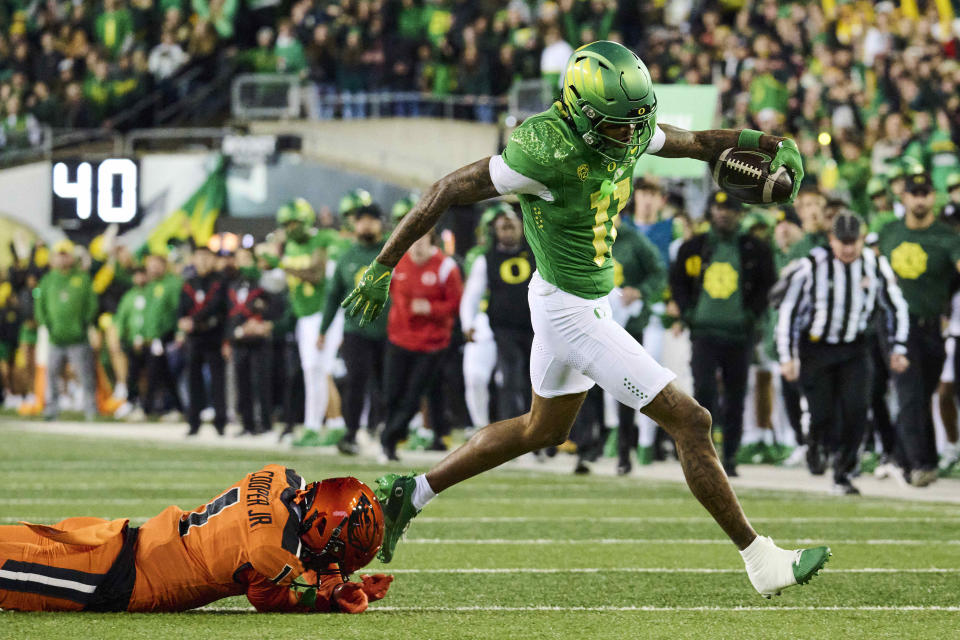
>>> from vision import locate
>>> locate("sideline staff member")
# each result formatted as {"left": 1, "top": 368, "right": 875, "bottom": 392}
{"left": 778, "top": 212, "right": 909, "bottom": 494}
{"left": 878, "top": 172, "right": 960, "bottom": 487}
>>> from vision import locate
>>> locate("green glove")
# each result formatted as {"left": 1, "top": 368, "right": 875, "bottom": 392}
{"left": 341, "top": 260, "right": 392, "bottom": 327}
{"left": 770, "top": 138, "right": 804, "bottom": 203}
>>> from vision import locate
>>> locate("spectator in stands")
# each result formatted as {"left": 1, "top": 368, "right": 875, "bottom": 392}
{"left": 274, "top": 18, "right": 305, "bottom": 75}
{"left": 149, "top": 29, "right": 190, "bottom": 81}
{"left": 178, "top": 245, "right": 227, "bottom": 436}
{"left": 96, "top": 0, "right": 134, "bottom": 59}
{"left": 670, "top": 192, "right": 776, "bottom": 477}
{"left": 1, "top": 95, "right": 42, "bottom": 149}
{"left": 35, "top": 240, "right": 98, "bottom": 421}
{"left": 379, "top": 228, "right": 462, "bottom": 462}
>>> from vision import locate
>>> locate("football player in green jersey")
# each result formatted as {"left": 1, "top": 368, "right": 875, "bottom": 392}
{"left": 342, "top": 41, "right": 827, "bottom": 598}
{"left": 277, "top": 199, "right": 341, "bottom": 447}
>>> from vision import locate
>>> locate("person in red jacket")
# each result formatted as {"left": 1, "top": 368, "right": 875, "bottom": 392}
{"left": 380, "top": 228, "right": 463, "bottom": 461}
{"left": 0, "top": 465, "right": 392, "bottom": 613}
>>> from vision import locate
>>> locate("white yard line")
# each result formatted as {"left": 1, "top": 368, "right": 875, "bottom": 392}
{"left": 401, "top": 538, "right": 960, "bottom": 545}
{"left": 198, "top": 604, "right": 960, "bottom": 613}
{"left": 414, "top": 516, "right": 960, "bottom": 524}
{"left": 385, "top": 567, "right": 959, "bottom": 574}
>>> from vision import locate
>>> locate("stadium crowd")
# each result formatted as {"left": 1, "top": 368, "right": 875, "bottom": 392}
{"left": 0, "top": 0, "right": 957, "bottom": 158}
{"left": 3, "top": 157, "right": 960, "bottom": 492}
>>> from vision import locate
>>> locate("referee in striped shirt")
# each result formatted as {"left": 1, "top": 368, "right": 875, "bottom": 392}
{"left": 776, "top": 212, "right": 910, "bottom": 494}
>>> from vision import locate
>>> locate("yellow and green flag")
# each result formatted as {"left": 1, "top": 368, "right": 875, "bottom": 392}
{"left": 146, "top": 156, "right": 226, "bottom": 256}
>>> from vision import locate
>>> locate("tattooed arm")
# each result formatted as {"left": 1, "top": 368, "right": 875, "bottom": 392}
{"left": 653, "top": 124, "right": 785, "bottom": 162}
{"left": 376, "top": 158, "right": 500, "bottom": 268}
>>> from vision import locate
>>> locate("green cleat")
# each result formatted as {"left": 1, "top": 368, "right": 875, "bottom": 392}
{"left": 793, "top": 546, "right": 831, "bottom": 586}
{"left": 316, "top": 428, "right": 346, "bottom": 446}
{"left": 636, "top": 445, "right": 654, "bottom": 466}
{"left": 373, "top": 473, "right": 420, "bottom": 563}
{"left": 292, "top": 429, "right": 324, "bottom": 448}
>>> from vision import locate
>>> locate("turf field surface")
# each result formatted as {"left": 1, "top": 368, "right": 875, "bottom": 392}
{"left": 1, "top": 425, "right": 959, "bottom": 639}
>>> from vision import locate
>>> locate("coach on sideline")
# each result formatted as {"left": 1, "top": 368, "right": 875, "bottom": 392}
{"left": 777, "top": 212, "right": 909, "bottom": 495}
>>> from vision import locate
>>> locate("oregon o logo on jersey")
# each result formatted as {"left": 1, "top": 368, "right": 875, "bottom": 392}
{"left": 577, "top": 164, "right": 589, "bottom": 181}
{"left": 500, "top": 256, "right": 532, "bottom": 285}
{"left": 702, "top": 262, "right": 739, "bottom": 299}
{"left": 890, "top": 242, "right": 928, "bottom": 279}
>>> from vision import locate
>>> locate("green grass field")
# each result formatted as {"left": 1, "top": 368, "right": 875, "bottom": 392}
{"left": 2, "top": 429, "right": 959, "bottom": 639}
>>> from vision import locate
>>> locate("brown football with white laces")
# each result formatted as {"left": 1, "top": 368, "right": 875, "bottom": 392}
{"left": 711, "top": 148, "right": 793, "bottom": 204}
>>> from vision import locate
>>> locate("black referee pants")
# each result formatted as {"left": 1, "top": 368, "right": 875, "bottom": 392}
{"left": 799, "top": 340, "right": 869, "bottom": 482}
{"left": 340, "top": 332, "right": 386, "bottom": 441}
{"left": 691, "top": 336, "right": 751, "bottom": 463}
{"left": 893, "top": 320, "right": 944, "bottom": 473}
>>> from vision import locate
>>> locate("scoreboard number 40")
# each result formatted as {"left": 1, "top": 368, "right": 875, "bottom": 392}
{"left": 52, "top": 158, "right": 139, "bottom": 224}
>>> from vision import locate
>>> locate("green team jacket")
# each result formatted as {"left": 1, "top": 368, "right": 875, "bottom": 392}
{"left": 610, "top": 224, "right": 666, "bottom": 337}
{"left": 34, "top": 269, "right": 98, "bottom": 346}
{"left": 321, "top": 240, "right": 389, "bottom": 339}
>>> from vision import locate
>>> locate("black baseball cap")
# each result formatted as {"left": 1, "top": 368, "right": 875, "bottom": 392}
{"left": 774, "top": 205, "right": 801, "bottom": 227}
{"left": 832, "top": 211, "right": 863, "bottom": 244}
{"left": 354, "top": 204, "right": 383, "bottom": 220}
{"left": 711, "top": 190, "right": 743, "bottom": 212}
{"left": 904, "top": 172, "right": 934, "bottom": 195}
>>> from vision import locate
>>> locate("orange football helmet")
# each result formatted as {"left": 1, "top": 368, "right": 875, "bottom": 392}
{"left": 297, "top": 477, "right": 384, "bottom": 578}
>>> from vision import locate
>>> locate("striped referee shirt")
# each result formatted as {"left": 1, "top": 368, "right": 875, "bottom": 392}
{"left": 776, "top": 246, "right": 909, "bottom": 363}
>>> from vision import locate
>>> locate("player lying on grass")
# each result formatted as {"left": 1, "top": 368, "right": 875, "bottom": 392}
{"left": 0, "top": 465, "right": 392, "bottom": 613}
{"left": 343, "top": 40, "right": 829, "bottom": 598}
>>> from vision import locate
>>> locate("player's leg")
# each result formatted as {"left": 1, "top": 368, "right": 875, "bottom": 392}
{"left": 0, "top": 519, "right": 122, "bottom": 612}
{"left": 426, "top": 390, "right": 587, "bottom": 492}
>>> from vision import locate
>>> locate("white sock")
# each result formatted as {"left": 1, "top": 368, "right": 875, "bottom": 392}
{"left": 411, "top": 474, "right": 436, "bottom": 511}
{"left": 740, "top": 535, "right": 797, "bottom": 592}
{"left": 739, "top": 534, "right": 772, "bottom": 567}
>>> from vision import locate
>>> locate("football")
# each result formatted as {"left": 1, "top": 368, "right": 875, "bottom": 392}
{"left": 711, "top": 147, "right": 794, "bottom": 204}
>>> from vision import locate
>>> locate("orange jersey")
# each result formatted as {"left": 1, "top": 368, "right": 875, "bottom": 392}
{"left": 130, "top": 464, "right": 315, "bottom": 612}
{"left": 1, "top": 465, "right": 352, "bottom": 613}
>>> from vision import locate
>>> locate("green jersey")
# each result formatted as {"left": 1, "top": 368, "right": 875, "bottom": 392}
{"left": 114, "top": 284, "right": 149, "bottom": 348}
{"left": 689, "top": 232, "right": 749, "bottom": 341}
{"left": 610, "top": 224, "right": 666, "bottom": 336}
{"left": 146, "top": 273, "right": 183, "bottom": 338}
{"left": 34, "top": 269, "right": 98, "bottom": 346}
{"left": 282, "top": 231, "right": 329, "bottom": 318}
{"left": 321, "top": 241, "right": 389, "bottom": 339}
{"left": 502, "top": 103, "right": 655, "bottom": 299}
{"left": 878, "top": 219, "right": 960, "bottom": 321}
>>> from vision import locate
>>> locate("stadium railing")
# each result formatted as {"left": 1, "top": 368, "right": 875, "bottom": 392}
{"left": 0, "top": 124, "right": 53, "bottom": 169}
{"left": 231, "top": 73, "right": 510, "bottom": 122}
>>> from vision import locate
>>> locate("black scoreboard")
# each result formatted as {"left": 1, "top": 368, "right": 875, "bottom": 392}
{"left": 51, "top": 158, "right": 141, "bottom": 232}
